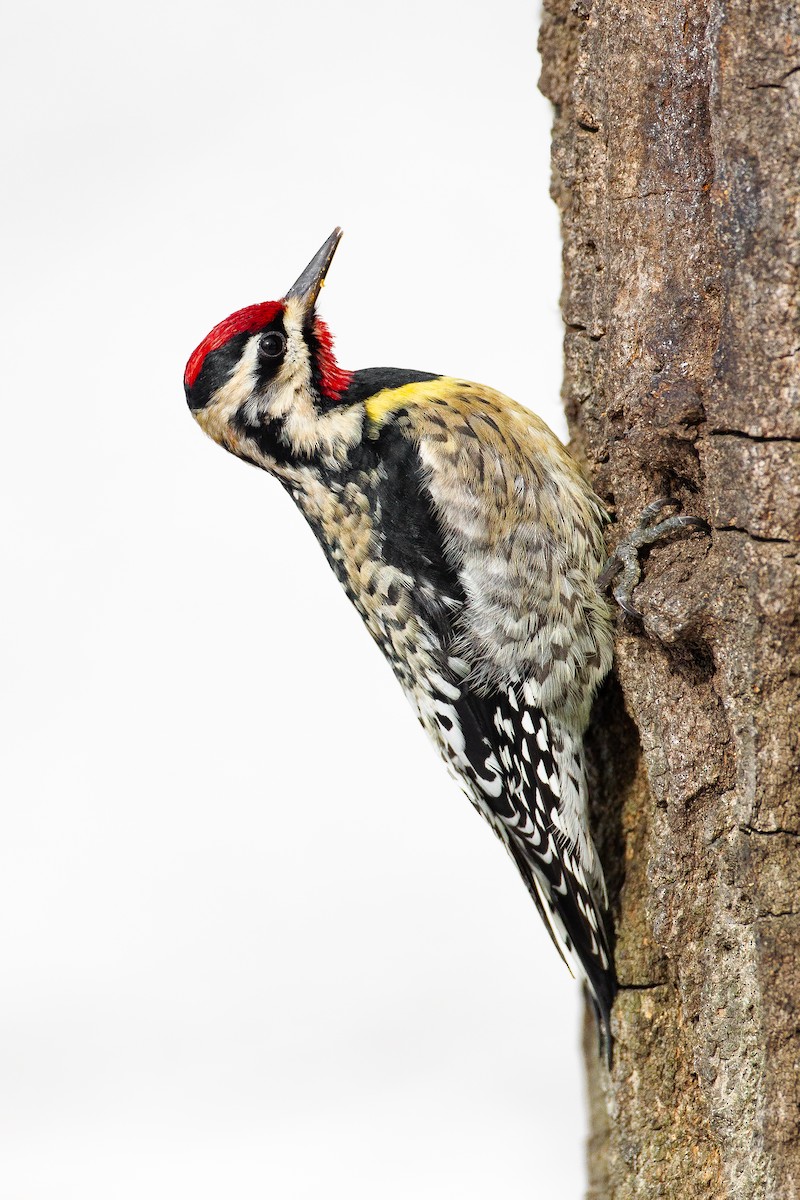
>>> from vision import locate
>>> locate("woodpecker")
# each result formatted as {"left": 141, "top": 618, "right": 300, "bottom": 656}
{"left": 185, "top": 228, "right": 695, "bottom": 1058}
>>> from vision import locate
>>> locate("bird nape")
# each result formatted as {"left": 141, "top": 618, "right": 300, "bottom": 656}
{"left": 185, "top": 227, "right": 619, "bottom": 1060}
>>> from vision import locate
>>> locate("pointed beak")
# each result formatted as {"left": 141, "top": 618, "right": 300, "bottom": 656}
{"left": 284, "top": 227, "right": 343, "bottom": 313}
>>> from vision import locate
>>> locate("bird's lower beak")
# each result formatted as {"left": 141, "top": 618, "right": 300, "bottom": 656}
{"left": 285, "top": 227, "right": 343, "bottom": 313}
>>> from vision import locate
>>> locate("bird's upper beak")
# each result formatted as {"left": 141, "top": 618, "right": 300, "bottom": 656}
{"left": 285, "top": 227, "right": 343, "bottom": 313}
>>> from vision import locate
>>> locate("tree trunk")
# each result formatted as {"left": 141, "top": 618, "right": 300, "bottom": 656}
{"left": 538, "top": 3, "right": 800, "bottom": 1197}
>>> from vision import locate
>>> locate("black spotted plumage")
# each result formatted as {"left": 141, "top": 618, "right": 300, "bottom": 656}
{"left": 302, "top": 424, "right": 467, "bottom": 647}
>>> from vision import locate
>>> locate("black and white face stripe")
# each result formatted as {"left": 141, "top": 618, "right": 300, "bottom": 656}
{"left": 185, "top": 332, "right": 253, "bottom": 411}
{"left": 185, "top": 313, "right": 291, "bottom": 414}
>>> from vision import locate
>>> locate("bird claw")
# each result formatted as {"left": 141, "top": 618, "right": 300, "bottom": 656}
{"left": 597, "top": 497, "right": 710, "bottom": 618}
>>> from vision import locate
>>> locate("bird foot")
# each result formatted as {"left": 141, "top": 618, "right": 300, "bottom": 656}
{"left": 597, "top": 498, "right": 710, "bottom": 618}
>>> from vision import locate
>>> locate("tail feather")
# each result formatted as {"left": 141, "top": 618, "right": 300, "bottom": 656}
{"left": 506, "top": 833, "right": 616, "bottom": 1061}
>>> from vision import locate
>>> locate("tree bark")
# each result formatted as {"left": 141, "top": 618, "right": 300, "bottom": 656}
{"left": 538, "top": 3, "right": 800, "bottom": 1198}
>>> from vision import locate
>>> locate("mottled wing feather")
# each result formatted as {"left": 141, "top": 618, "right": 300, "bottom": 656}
{"left": 399, "top": 379, "right": 614, "bottom": 728}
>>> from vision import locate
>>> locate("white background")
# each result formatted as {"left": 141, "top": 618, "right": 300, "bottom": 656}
{"left": 1, "top": 1, "right": 587, "bottom": 1196}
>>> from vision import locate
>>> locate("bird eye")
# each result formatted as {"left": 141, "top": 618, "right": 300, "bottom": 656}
{"left": 258, "top": 331, "right": 287, "bottom": 359}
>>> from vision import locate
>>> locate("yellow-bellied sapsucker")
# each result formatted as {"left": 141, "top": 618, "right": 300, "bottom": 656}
{"left": 184, "top": 229, "right": 705, "bottom": 1056}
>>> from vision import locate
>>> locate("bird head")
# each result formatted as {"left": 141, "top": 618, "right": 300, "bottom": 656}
{"left": 184, "top": 228, "right": 358, "bottom": 470}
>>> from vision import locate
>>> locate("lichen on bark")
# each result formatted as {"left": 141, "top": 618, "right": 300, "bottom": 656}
{"left": 538, "top": 1, "right": 800, "bottom": 1196}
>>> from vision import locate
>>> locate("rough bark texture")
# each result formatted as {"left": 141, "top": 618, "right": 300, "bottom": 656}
{"left": 538, "top": 2, "right": 800, "bottom": 1197}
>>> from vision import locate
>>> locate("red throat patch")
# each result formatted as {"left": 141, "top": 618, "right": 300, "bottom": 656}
{"left": 184, "top": 301, "right": 285, "bottom": 388}
{"left": 313, "top": 317, "right": 353, "bottom": 402}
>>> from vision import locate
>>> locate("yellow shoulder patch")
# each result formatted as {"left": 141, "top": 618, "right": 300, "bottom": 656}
{"left": 364, "top": 376, "right": 462, "bottom": 428}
